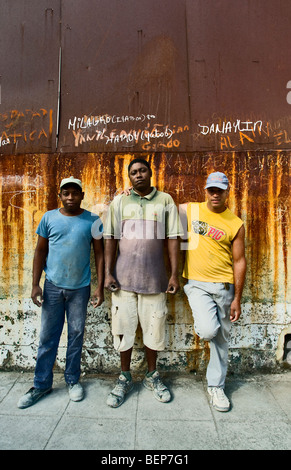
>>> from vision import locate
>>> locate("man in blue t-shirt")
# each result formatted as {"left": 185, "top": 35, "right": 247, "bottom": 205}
{"left": 18, "top": 176, "right": 104, "bottom": 409}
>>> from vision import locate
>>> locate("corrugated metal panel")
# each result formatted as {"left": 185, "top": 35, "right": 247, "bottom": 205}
{"left": 1, "top": 1, "right": 291, "bottom": 153}
{"left": 58, "top": 0, "right": 190, "bottom": 153}
{"left": 0, "top": 0, "right": 60, "bottom": 154}
{"left": 186, "top": 0, "right": 291, "bottom": 150}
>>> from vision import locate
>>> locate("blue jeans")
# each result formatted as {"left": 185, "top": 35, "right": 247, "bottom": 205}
{"left": 34, "top": 279, "right": 90, "bottom": 389}
{"left": 184, "top": 280, "right": 234, "bottom": 388}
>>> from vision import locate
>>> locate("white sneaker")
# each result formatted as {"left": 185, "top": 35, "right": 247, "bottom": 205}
{"left": 68, "top": 382, "right": 84, "bottom": 401}
{"left": 143, "top": 371, "right": 171, "bottom": 403}
{"left": 208, "top": 386, "right": 230, "bottom": 412}
{"left": 107, "top": 374, "right": 134, "bottom": 408}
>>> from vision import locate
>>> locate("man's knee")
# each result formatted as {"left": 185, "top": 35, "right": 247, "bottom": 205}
{"left": 195, "top": 323, "right": 219, "bottom": 342}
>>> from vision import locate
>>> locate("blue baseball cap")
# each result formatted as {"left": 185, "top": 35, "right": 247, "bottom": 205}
{"left": 205, "top": 172, "right": 229, "bottom": 190}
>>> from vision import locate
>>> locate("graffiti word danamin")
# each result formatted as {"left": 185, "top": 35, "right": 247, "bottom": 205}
{"left": 198, "top": 119, "right": 263, "bottom": 135}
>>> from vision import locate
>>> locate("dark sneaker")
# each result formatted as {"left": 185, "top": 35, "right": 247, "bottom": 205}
{"left": 17, "top": 387, "right": 52, "bottom": 409}
{"left": 143, "top": 371, "right": 171, "bottom": 403}
{"left": 106, "top": 374, "right": 133, "bottom": 408}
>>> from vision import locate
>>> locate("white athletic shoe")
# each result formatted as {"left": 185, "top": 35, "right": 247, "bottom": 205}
{"left": 68, "top": 382, "right": 84, "bottom": 401}
{"left": 143, "top": 371, "right": 171, "bottom": 403}
{"left": 107, "top": 374, "right": 134, "bottom": 408}
{"left": 208, "top": 386, "right": 230, "bottom": 412}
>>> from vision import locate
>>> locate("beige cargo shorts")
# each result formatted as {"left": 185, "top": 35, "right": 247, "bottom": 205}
{"left": 111, "top": 289, "right": 168, "bottom": 352}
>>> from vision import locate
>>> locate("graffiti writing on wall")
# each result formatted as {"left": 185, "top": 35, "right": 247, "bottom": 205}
{"left": 68, "top": 113, "right": 189, "bottom": 150}
{"left": 198, "top": 119, "right": 263, "bottom": 136}
{"left": 0, "top": 108, "right": 53, "bottom": 145}
{"left": 1, "top": 174, "right": 45, "bottom": 220}
{"left": 196, "top": 118, "right": 291, "bottom": 150}
{"left": 0, "top": 136, "right": 10, "bottom": 147}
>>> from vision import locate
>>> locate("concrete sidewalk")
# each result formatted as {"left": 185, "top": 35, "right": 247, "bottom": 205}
{"left": 0, "top": 370, "right": 290, "bottom": 451}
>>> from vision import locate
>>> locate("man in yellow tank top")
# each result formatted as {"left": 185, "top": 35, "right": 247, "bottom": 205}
{"left": 180, "top": 172, "right": 246, "bottom": 412}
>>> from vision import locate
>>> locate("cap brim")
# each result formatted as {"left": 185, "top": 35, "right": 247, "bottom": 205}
{"left": 205, "top": 183, "right": 228, "bottom": 190}
{"left": 60, "top": 182, "right": 82, "bottom": 190}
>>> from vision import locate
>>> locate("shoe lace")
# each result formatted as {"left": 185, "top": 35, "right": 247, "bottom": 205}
{"left": 112, "top": 378, "right": 128, "bottom": 396}
{"left": 152, "top": 376, "right": 167, "bottom": 391}
{"left": 213, "top": 387, "right": 227, "bottom": 401}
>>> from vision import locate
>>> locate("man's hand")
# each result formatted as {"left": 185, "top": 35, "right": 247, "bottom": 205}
{"left": 122, "top": 187, "right": 132, "bottom": 196}
{"left": 166, "top": 275, "right": 179, "bottom": 295}
{"left": 31, "top": 286, "right": 43, "bottom": 307}
{"left": 230, "top": 297, "right": 241, "bottom": 322}
{"left": 105, "top": 273, "right": 120, "bottom": 292}
{"left": 90, "top": 288, "right": 104, "bottom": 307}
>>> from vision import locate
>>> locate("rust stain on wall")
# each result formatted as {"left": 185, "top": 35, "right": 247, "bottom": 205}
{"left": 1, "top": 151, "right": 289, "bottom": 304}
{"left": 0, "top": 151, "right": 290, "bottom": 372}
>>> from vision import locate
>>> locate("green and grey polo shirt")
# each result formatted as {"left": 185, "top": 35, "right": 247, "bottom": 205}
{"left": 104, "top": 187, "right": 182, "bottom": 294}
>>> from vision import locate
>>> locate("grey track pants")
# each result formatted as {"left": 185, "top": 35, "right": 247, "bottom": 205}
{"left": 184, "top": 280, "right": 234, "bottom": 387}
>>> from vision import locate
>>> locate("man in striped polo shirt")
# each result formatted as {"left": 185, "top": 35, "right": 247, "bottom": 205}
{"left": 104, "top": 158, "right": 182, "bottom": 407}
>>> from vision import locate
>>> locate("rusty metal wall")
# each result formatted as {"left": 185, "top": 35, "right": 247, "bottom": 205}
{"left": 0, "top": 1, "right": 290, "bottom": 373}
{"left": 186, "top": 0, "right": 291, "bottom": 151}
{"left": 0, "top": 0, "right": 60, "bottom": 154}
{"left": 59, "top": 0, "right": 191, "bottom": 153}
{"left": 2, "top": 0, "right": 291, "bottom": 155}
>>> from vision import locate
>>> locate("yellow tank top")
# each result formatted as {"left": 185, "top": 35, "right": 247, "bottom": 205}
{"left": 182, "top": 202, "right": 243, "bottom": 283}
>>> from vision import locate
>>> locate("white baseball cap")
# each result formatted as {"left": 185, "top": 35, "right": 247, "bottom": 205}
{"left": 60, "top": 176, "right": 82, "bottom": 190}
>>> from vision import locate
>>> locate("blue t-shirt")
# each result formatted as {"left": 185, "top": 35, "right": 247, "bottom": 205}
{"left": 36, "top": 209, "right": 103, "bottom": 289}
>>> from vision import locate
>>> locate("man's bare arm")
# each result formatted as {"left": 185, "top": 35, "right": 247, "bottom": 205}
{"left": 230, "top": 225, "right": 247, "bottom": 322}
{"left": 166, "top": 238, "right": 180, "bottom": 294}
{"left": 104, "top": 238, "right": 119, "bottom": 291}
{"left": 91, "top": 238, "right": 105, "bottom": 307}
{"left": 31, "top": 235, "right": 48, "bottom": 307}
